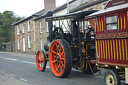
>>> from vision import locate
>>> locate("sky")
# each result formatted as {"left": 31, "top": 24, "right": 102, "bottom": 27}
{"left": 0, "top": 0, "right": 70, "bottom": 17}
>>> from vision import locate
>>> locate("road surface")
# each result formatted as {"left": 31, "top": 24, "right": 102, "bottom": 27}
{"left": 0, "top": 52, "right": 126, "bottom": 85}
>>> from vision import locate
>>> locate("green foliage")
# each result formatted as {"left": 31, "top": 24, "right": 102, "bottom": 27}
{"left": 0, "top": 11, "right": 23, "bottom": 49}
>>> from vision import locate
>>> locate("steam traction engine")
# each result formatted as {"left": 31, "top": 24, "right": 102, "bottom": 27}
{"left": 36, "top": 0, "right": 128, "bottom": 85}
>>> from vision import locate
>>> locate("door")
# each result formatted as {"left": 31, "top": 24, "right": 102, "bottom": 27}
{"left": 23, "top": 38, "right": 25, "bottom": 51}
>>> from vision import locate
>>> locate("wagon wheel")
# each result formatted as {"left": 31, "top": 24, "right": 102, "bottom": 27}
{"left": 104, "top": 69, "right": 120, "bottom": 85}
{"left": 36, "top": 50, "right": 47, "bottom": 72}
{"left": 49, "top": 39, "right": 72, "bottom": 78}
{"left": 52, "top": 27, "right": 64, "bottom": 40}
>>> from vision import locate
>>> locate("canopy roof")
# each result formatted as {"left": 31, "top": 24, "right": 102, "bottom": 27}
{"left": 45, "top": 10, "right": 97, "bottom": 21}
{"left": 87, "top": 3, "right": 128, "bottom": 19}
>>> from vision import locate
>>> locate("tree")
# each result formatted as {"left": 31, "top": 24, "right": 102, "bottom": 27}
{"left": 0, "top": 11, "right": 24, "bottom": 50}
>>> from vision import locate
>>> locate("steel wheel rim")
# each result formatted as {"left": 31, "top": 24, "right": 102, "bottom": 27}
{"left": 49, "top": 40, "right": 65, "bottom": 77}
{"left": 106, "top": 74, "right": 114, "bottom": 85}
{"left": 36, "top": 51, "right": 44, "bottom": 71}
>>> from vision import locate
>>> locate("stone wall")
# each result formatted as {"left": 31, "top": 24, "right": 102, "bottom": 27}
{"left": 15, "top": 18, "right": 36, "bottom": 54}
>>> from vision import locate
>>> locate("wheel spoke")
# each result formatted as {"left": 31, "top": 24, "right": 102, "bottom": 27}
{"left": 40, "top": 58, "right": 44, "bottom": 62}
{"left": 60, "top": 61, "right": 64, "bottom": 66}
{"left": 40, "top": 63, "right": 43, "bottom": 67}
{"left": 55, "top": 44, "right": 60, "bottom": 53}
{"left": 52, "top": 60, "right": 57, "bottom": 63}
{"left": 52, "top": 51, "right": 58, "bottom": 55}
{"left": 55, "top": 44, "right": 59, "bottom": 50}
{"left": 39, "top": 53, "right": 42, "bottom": 58}
{"left": 60, "top": 58, "right": 65, "bottom": 61}
{"left": 60, "top": 51, "right": 64, "bottom": 56}
{"left": 55, "top": 64, "right": 60, "bottom": 72}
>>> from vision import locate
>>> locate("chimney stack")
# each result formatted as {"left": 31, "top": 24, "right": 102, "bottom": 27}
{"left": 44, "top": 0, "right": 56, "bottom": 10}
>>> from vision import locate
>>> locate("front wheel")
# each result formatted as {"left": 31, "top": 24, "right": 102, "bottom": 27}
{"left": 36, "top": 50, "right": 47, "bottom": 72}
{"left": 104, "top": 69, "right": 120, "bottom": 85}
{"left": 49, "top": 39, "right": 72, "bottom": 78}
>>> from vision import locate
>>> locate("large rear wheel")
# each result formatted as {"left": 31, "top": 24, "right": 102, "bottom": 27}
{"left": 49, "top": 39, "right": 72, "bottom": 78}
{"left": 36, "top": 50, "right": 47, "bottom": 72}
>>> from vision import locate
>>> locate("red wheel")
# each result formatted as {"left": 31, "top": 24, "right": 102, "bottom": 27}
{"left": 36, "top": 50, "right": 47, "bottom": 72}
{"left": 49, "top": 39, "right": 72, "bottom": 78}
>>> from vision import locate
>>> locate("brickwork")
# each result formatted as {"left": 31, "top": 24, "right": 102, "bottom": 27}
{"left": 35, "top": 18, "right": 49, "bottom": 53}
{"left": 82, "top": 1, "right": 108, "bottom": 11}
{"left": 44, "top": 0, "right": 56, "bottom": 10}
{"left": 15, "top": 18, "right": 36, "bottom": 54}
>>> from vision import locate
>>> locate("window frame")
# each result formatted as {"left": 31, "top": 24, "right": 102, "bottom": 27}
{"left": 28, "top": 36, "right": 31, "bottom": 48}
{"left": 28, "top": 21, "right": 31, "bottom": 32}
{"left": 105, "top": 14, "right": 118, "bottom": 32}
{"left": 40, "top": 39, "right": 43, "bottom": 50}
{"left": 18, "top": 39, "right": 20, "bottom": 50}
{"left": 40, "top": 21, "right": 43, "bottom": 33}
{"left": 46, "top": 22, "right": 49, "bottom": 33}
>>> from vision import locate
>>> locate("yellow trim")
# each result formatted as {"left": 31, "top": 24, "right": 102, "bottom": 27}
{"left": 108, "top": 40, "right": 110, "bottom": 59}
{"left": 102, "top": 20, "right": 103, "bottom": 32}
{"left": 105, "top": 40, "right": 108, "bottom": 60}
{"left": 70, "top": 45, "right": 73, "bottom": 47}
{"left": 96, "top": 40, "right": 98, "bottom": 58}
{"left": 100, "top": 40, "right": 103, "bottom": 58}
{"left": 125, "top": 39, "right": 128, "bottom": 60}
{"left": 97, "top": 19, "right": 99, "bottom": 32}
{"left": 110, "top": 40, "right": 113, "bottom": 60}
{"left": 118, "top": 18, "right": 120, "bottom": 30}
{"left": 116, "top": 40, "right": 119, "bottom": 60}
{"left": 82, "top": 42, "right": 85, "bottom": 46}
{"left": 124, "top": 16, "right": 126, "bottom": 29}
{"left": 98, "top": 40, "right": 101, "bottom": 59}
{"left": 119, "top": 39, "right": 122, "bottom": 61}
{"left": 121, "top": 17, "right": 123, "bottom": 30}
{"left": 102, "top": 40, "right": 105, "bottom": 59}
{"left": 113, "top": 40, "right": 116, "bottom": 60}
{"left": 122, "top": 39, "right": 125, "bottom": 60}
{"left": 75, "top": 46, "right": 78, "bottom": 48}
{"left": 99, "top": 19, "right": 101, "bottom": 32}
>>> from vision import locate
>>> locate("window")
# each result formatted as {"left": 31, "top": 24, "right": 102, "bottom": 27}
{"left": 40, "top": 21, "right": 43, "bottom": 33}
{"left": 18, "top": 39, "right": 20, "bottom": 50}
{"left": 106, "top": 16, "right": 117, "bottom": 30}
{"left": 22, "top": 23, "right": 25, "bottom": 33}
{"left": 46, "top": 22, "right": 49, "bottom": 32}
{"left": 28, "top": 36, "right": 31, "bottom": 48}
{"left": 40, "top": 39, "right": 43, "bottom": 50}
{"left": 28, "top": 21, "right": 31, "bottom": 32}
{"left": 112, "top": 0, "right": 125, "bottom": 6}
{"left": 17, "top": 25, "right": 20, "bottom": 35}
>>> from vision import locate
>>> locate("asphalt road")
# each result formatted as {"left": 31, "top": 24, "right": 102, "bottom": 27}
{"left": 0, "top": 52, "right": 127, "bottom": 85}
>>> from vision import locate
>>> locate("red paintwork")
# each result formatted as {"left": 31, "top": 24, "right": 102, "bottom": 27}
{"left": 106, "top": 0, "right": 128, "bottom": 8}
{"left": 88, "top": 0, "right": 128, "bottom": 68}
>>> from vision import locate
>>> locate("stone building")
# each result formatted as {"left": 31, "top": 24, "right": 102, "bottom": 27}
{"left": 34, "top": 11, "right": 52, "bottom": 52}
{"left": 12, "top": 0, "right": 56, "bottom": 54}
{"left": 12, "top": 0, "right": 109, "bottom": 54}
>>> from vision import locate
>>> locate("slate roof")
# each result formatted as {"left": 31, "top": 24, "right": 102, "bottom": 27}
{"left": 70, "top": 0, "right": 108, "bottom": 13}
{"left": 12, "top": 9, "right": 47, "bottom": 26}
